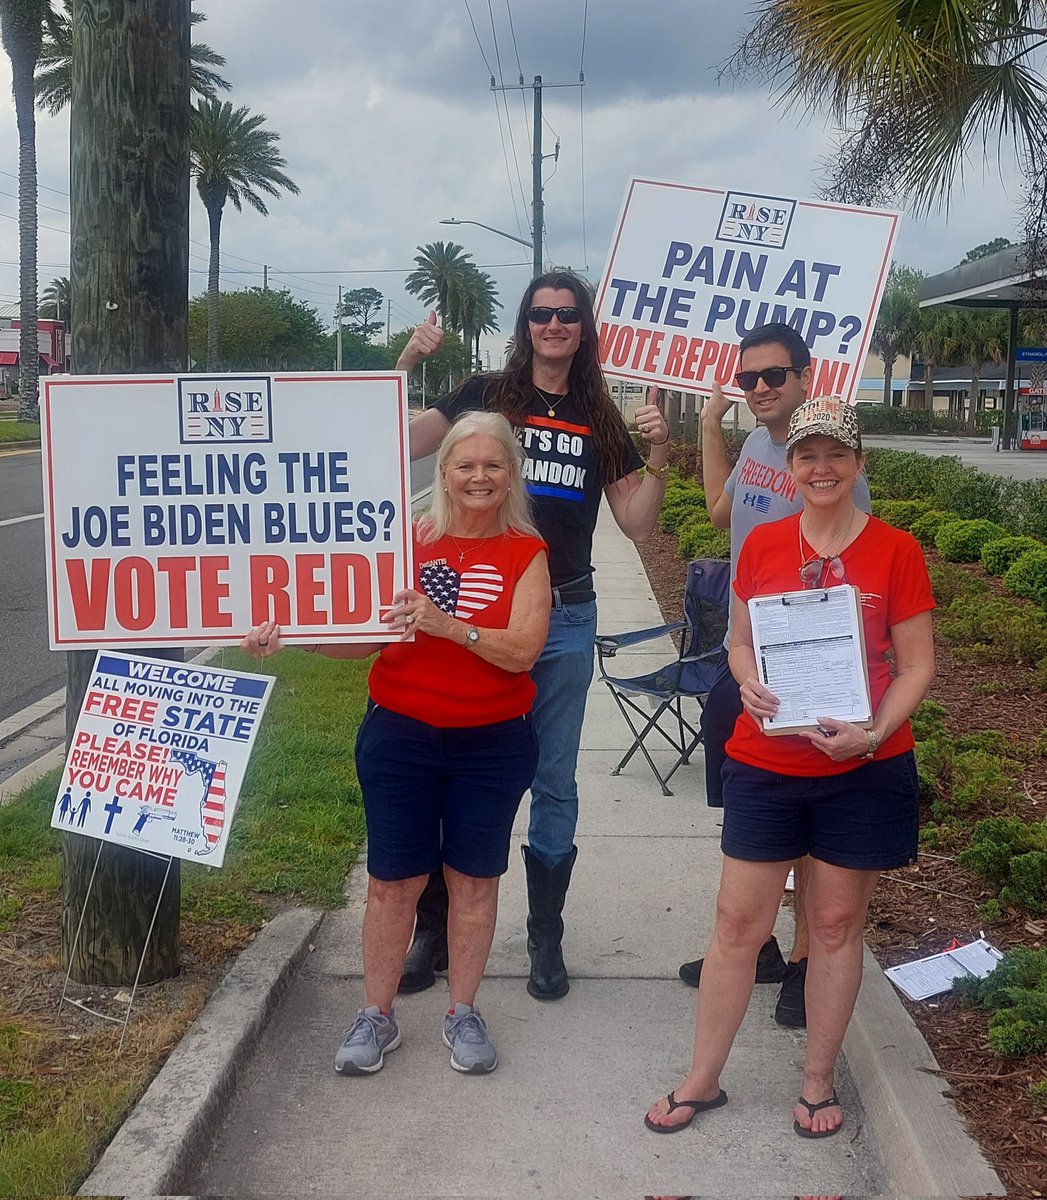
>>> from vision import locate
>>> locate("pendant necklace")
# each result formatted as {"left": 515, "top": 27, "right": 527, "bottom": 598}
{"left": 448, "top": 531, "right": 501, "bottom": 565}
{"left": 534, "top": 384, "right": 567, "bottom": 419}
{"left": 798, "top": 506, "right": 856, "bottom": 562}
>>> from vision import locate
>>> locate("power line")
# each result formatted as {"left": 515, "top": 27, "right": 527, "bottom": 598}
{"left": 487, "top": 0, "right": 530, "bottom": 237}
{"left": 0, "top": 210, "right": 69, "bottom": 237}
{"left": 0, "top": 167, "right": 69, "bottom": 197}
{"left": 579, "top": 0, "right": 589, "bottom": 270}
{"left": 505, "top": 1, "right": 533, "bottom": 158}
{"left": 462, "top": 0, "right": 495, "bottom": 77}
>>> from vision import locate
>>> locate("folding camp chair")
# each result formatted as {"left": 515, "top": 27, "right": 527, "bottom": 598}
{"left": 595, "top": 558, "right": 731, "bottom": 796}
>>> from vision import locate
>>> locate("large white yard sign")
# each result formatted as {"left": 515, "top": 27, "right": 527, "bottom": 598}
{"left": 595, "top": 178, "right": 900, "bottom": 403}
{"left": 41, "top": 372, "right": 412, "bottom": 648}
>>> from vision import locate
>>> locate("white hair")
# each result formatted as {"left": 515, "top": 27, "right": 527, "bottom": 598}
{"left": 415, "top": 410, "right": 539, "bottom": 542}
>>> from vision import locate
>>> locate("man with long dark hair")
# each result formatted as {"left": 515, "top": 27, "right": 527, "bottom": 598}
{"left": 398, "top": 269, "right": 669, "bottom": 1001}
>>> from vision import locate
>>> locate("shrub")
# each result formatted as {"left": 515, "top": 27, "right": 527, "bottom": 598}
{"left": 938, "top": 595, "right": 1047, "bottom": 664}
{"left": 678, "top": 521, "right": 731, "bottom": 560}
{"left": 871, "top": 499, "right": 934, "bottom": 530}
{"left": 959, "top": 816, "right": 1047, "bottom": 912}
{"left": 927, "top": 457, "right": 1006, "bottom": 524}
{"left": 950, "top": 749, "right": 1017, "bottom": 812}
{"left": 910, "top": 699, "right": 948, "bottom": 742}
{"left": 981, "top": 536, "right": 1044, "bottom": 577}
{"left": 934, "top": 518, "right": 1010, "bottom": 562}
{"left": 955, "top": 947, "right": 1047, "bottom": 1057}
{"left": 927, "top": 562, "right": 987, "bottom": 607}
{"left": 659, "top": 485, "right": 705, "bottom": 533}
{"left": 910, "top": 509, "right": 959, "bottom": 546}
{"left": 1004, "top": 548, "right": 1047, "bottom": 607}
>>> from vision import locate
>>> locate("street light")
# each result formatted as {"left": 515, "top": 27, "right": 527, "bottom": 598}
{"left": 440, "top": 217, "right": 538, "bottom": 276}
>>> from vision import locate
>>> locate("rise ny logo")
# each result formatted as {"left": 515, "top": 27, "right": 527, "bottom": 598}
{"left": 177, "top": 375, "right": 273, "bottom": 443}
{"left": 716, "top": 191, "right": 796, "bottom": 249}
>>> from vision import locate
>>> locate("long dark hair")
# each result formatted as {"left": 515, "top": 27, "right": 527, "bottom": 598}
{"left": 479, "top": 269, "right": 632, "bottom": 482}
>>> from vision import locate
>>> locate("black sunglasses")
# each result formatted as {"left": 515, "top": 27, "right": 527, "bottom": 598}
{"left": 527, "top": 305, "right": 583, "bottom": 325}
{"left": 734, "top": 366, "right": 804, "bottom": 390}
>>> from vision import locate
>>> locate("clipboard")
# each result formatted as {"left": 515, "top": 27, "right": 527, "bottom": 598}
{"left": 747, "top": 584, "right": 872, "bottom": 735}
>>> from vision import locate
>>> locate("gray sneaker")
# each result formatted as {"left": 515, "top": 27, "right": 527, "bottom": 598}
{"left": 442, "top": 1002, "right": 497, "bottom": 1074}
{"left": 334, "top": 1006, "right": 401, "bottom": 1075}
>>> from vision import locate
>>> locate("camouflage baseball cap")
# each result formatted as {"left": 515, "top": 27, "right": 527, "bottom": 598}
{"left": 786, "top": 394, "right": 861, "bottom": 452}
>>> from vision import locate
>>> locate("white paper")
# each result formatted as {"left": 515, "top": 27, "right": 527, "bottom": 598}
{"left": 747, "top": 585, "right": 871, "bottom": 730}
{"left": 884, "top": 938, "right": 1004, "bottom": 1002}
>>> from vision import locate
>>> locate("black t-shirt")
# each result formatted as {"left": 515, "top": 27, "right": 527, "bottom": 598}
{"left": 434, "top": 376, "right": 643, "bottom": 595}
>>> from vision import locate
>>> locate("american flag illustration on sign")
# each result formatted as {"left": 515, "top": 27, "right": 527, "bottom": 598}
{"left": 419, "top": 559, "right": 504, "bottom": 620}
{"left": 170, "top": 749, "right": 229, "bottom": 856}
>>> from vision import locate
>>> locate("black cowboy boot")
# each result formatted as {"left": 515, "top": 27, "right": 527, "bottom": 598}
{"left": 398, "top": 870, "right": 449, "bottom": 994}
{"left": 522, "top": 844, "right": 577, "bottom": 1000}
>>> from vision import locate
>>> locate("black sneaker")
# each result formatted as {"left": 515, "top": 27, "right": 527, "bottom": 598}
{"left": 678, "top": 935, "right": 788, "bottom": 988}
{"left": 774, "top": 957, "right": 808, "bottom": 1028}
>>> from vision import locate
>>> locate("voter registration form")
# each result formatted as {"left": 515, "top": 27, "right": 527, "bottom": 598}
{"left": 747, "top": 584, "right": 872, "bottom": 733}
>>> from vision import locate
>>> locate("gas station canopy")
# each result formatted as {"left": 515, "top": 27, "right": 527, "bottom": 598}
{"left": 918, "top": 243, "right": 1047, "bottom": 448}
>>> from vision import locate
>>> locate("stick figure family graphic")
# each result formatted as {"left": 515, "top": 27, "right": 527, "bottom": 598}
{"left": 57, "top": 786, "right": 91, "bottom": 827}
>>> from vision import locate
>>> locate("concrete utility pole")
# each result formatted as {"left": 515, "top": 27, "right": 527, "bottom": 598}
{"left": 64, "top": 0, "right": 190, "bottom": 985}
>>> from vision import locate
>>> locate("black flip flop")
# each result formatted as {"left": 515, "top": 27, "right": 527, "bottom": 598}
{"left": 793, "top": 1093, "right": 843, "bottom": 1139}
{"left": 644, "top": 1087, "right": 728, "bottom": 1134}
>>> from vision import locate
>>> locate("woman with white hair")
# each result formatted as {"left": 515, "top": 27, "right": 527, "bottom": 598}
{"left": 243, "top": 411, "right": 549, "bottom": 1077}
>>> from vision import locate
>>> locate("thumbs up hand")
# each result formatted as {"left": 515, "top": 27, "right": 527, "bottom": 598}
{"left": 396, "top": 310, "right": 445, "bottom": 372}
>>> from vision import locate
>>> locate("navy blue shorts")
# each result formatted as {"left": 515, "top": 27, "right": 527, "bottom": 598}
{"left": 720, "top": 752, "right": 919, "bottom": 871}
{"left": 355, "top": 703, "right": 538, "bottom": 881}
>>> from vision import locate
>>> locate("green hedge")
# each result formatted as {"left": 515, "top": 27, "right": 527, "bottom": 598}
{"left": 871, "top": 499, "right": 935, "bottom": 530}
{"left": 864, "top": 447, "right": 1047, "bottom": 539}
{"left": 678, "top": 516, "right": 731, "bottom": 560}
{"left": 909, "top": 508, "right": 959, "bottom": 546}
{"left": 934, "top": 518, "right": 1009, "bottom": 563}
{"left": 981, "top": 536, "right": 1044, "bottom": 577}
{"left": 1004, "top": 549, "right": 1047, "bottom": 607}
{"left": 659, "top": 482, "right": 705, "bottom": 533}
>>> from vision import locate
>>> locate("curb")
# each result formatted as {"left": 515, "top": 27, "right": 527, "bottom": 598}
{"left": 845, "top": 943, "right": 1005, "bottom": 1195}
{"left": 78, "top": 905, "right": 323, "bottom": 1198}
{"left": 0, "top": 440, "right": 41, "bottom": 451}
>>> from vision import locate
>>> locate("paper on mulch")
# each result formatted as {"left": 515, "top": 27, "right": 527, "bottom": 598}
{"left": 884, "top": 938, "right": 1004, "bottom": 1001}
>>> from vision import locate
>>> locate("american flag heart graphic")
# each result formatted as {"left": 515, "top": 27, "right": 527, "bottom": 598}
{"left": 419, "top": 560, "right": 504, "bottom": 620}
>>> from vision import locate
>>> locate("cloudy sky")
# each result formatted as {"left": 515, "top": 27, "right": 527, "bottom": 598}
{"left": 0, "top": 1, "right": 1032, "bottom": 360}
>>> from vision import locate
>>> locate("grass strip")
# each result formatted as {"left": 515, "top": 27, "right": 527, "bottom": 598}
{"left": 0, "top": 420, "right": 40, "bottom": 443}
{"left": 0, "top": 646, "right": 370, "bottom": 1196}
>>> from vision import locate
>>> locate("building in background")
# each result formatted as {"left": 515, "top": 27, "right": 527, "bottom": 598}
{"left": 0, "top": 319, "right": 67, "bottom": 399}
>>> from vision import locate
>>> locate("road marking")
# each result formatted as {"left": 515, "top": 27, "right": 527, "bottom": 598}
{"left": 0, "top": 512, "right": 43, "bottom": 528}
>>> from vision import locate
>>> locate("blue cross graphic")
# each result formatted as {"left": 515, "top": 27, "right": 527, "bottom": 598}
{"left": 103, "top": 795, "right": 123, "bottom": 834}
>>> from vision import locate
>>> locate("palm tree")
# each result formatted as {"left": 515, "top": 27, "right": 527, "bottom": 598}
{"left": 955, "top": 310, "right": 1007, "bottom": 433}
{"left": 912, "top": 310, "right": 958, "bottom": 412}
{"left": 1, "top": 0, "right": 58, "bottom": 420}
{"left": 35, "top": 0, "right": 230, "bottom": 115}
{"left": 190, "top": 100, "right": 299, "bottom": 370}
{"left": 39, "top": 273, "right": 70, "bottom": 324}
{"left": 727, "top": 1, "right": 1047, "bottom": 220}
{"left": 870, "top": 264, "right": 922, "bottom": 406}
{"left": 405, "top": 242, "right": 474, "bottom": 330}
{"left": 447, "top": 266, "right": 501, "bottom": 375}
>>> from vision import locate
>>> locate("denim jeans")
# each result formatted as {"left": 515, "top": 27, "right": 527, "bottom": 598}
{"left": 526, "top": 598, "right": 597, "bottom": 867}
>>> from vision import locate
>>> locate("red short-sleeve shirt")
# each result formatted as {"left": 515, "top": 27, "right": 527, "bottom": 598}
{"left": 725, "top": 514, "right": 935, "bottom": 777}
{"left": 368, "top": 527, "right": 547, "bottom": 727}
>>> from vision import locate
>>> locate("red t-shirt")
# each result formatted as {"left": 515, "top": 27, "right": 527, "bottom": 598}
{"left": 725, "top": 514, "right": 935, "bottom": 776}
{"left": 368, "top": 528, "right": 547, "bottom": 727}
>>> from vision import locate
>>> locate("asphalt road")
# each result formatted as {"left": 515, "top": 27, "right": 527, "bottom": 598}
{"left": 0, "top": 449, "right": 62, "bottom": 722}
{"left": 0, "top": 448, "right": 438, "bottom": 727}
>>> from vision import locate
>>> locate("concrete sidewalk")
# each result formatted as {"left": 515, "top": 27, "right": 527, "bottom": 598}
{"left": 81, "top": 510, "right": 1003, "bottom": 1198}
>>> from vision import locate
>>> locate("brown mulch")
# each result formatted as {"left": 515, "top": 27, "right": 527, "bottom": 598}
{"left": 636, "top": 527, "right": 1047, "bottom": 1198}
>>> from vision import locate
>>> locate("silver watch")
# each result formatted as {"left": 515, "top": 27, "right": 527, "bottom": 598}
{"left": 465, "top": 625, "right": 480, "bottom": 647}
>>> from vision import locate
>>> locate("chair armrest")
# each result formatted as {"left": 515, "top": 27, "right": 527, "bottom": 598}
{"left": 595, "top": 622, "right": 685, "bottom": 657}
